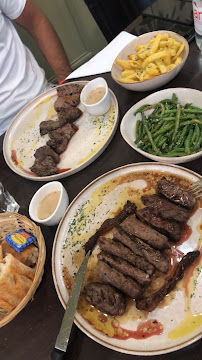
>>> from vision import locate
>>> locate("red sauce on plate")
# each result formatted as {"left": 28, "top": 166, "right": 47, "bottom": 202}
{"left": 20, "top": 166, "right": 37, "bottom": 176}
{"left": 111, "top": 319, "right": 163, "bottom": 340}
{"left": 11, "top": 150, "right": 18, "bottom": 165}
{"left": 57, "top": 168, "right": 71, "bottom": 173}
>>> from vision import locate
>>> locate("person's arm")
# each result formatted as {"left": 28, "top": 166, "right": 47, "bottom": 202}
{"left": 15, "top": 0, "right": 72, "bottom": 82}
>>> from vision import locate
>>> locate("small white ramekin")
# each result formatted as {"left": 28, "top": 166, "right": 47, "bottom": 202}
{"left": 29, "top": 181, "right": 69, "bottom": 226}
{"left": 80, "top": 77, "right": 111, "bottom": 116}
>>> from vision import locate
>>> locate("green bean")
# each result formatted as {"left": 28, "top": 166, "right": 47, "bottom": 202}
{"left": 176, "top": 125, "right": 188, "bottom": 147}
{"left": 172, "top": 93, "right": 178, "bottom": 102}
{"left": 162, "top": 152, "right": 188, "bottom": 157}
{"left": 193, "top": 124, "right": 200, "bottom": 145}
{"left": 134, "top": 104, "right": 151, "bottom": 115}
{"left": 136, "top": 120, "right": 140, "bottom": 139}
{"left": 179, "top": 119, "right": 202, "bottom": 127}
{"left": 172, "top": 103, "right": 181, "bottom": 142}
{"left": 185, "top": 128, "right": 194, "bottom": 154}
{"left": 194, "top": 135, "right": 202, "bottom": 151}
{"left": 183, "top": 108, "right": 202, "bottom": 114}
{"left": 153, "top": 123, "right": 174, "bottom": 138}
{"left": 141, "top": 113, "right": 161, "bottom": 155}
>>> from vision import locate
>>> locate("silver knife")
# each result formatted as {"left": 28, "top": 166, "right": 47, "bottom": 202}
{"left": 51, "top": 250, "right": 91, "bottom": 359}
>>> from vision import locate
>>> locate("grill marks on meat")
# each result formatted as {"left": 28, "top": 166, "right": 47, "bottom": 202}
{"left": 158, "top": 177, "right": 196, "bottom": 209}
{"left": 57, "top": 83, "right": 83, "bottom": 97}
{"left": 113, "top": 227, "right": 169, "bottom": 274}
{"left": 136, "top": 207, "right": 181, "bottom": 242}
{"left": 84, "top": 282, "right": 126, "bottom": 316}
{"left": 121, "top": 214, "right": 170, "bottom": 250}
{"left": 136, "top": 251, "right": 200, "bottom": 311}
{"left": 98, "top": 236, "right": 154, "bottom": 275}
{"left": 84, "top": 201, "right": 137, "bottom": 253}
{"left": 98, "top": 261, "right": 143, "bottom": 299}
{"left": 98, "top": 251, "right": 151, "bottom": 286}
{"left": 141, "top": 194, "right": 189, "bottom": 222}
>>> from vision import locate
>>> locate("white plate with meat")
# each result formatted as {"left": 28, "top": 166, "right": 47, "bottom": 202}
{"left": 52, "top": 162, "right": 202, "bottom": 355}
{"left": 3, "top": 81, "right": 119, "bottom": 181}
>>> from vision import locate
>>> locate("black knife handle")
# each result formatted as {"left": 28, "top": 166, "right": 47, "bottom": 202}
{"left": 51, "top": 348, "right": 66, "bottom": 360}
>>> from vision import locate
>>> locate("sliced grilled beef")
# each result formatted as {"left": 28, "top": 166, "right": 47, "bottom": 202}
{"left": 113, "top": 227, "right": 169, "bottom": 274}
{"left": 57, "top": 83, "right": 83, "bottom": 97}
{"left": 47, "top": 123, "right": 78, "bottom": 154}
{"left": 84, "top": 201, "right": 137, "bottom": 253}
{"left": 98, "top": 236, "right": 154, "bottom": 275}
{"left": 141, "top": 194, "right": 189, "bottom": 222}
{"left": 98, "top": 261, "right": 143, "bottom": 299}
{"left": 136, "top": 251, "right": 200, "bottom": 311}
{"left": 47, "top": 137, "right": 69, "bottom": 154}
{"left": 157, "top": 177, "right": 196, "bottom": 209}
{"left": 30, "top": 156, "right": 58, "bottom": 176}
{"left": 98, "top": 251, "right": 151, "bottom": 286}
{"left": 54, "top": 93, "right": 80, "bottom": 111}
{"left": 84, "top": 282, "right": 126, "bottom": 316}
{"left": 40, "top": 118, "right": 67, "bottom": 135}
{"left": 136, "top": 207, "right": 181, "bottom": 242}
{"left": 121, "top": 215, "right": 170, "bottom": 250}
{"left": 34, "top": 145, "right": 60, "bottom": 164}
{"left": 57, "top": 104, "right": 82, "bottom": 124}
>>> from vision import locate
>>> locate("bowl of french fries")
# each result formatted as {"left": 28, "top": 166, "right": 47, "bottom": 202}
{"left": 120, "top": 88, "right": 202, "bottom": 164}
{"left": 111, "top": 31, "right": 189, "bottom": 92}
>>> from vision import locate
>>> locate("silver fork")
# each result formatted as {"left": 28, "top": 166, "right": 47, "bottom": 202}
{"left": 188, "top": 179, "right": 202, "bottom": 198}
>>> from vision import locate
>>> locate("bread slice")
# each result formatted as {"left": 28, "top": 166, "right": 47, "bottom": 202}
{"left": 1, "top": 240, "right": 38, "bottom": 267}
{"left": 0, "top": 254, "right": 35, "bottom": 313}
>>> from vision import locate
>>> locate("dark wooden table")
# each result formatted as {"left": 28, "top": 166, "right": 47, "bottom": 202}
{"left": 0, "top": 38, "right": 202, "bottom": 360}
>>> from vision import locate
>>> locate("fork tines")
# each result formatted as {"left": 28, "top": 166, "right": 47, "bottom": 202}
{"left": 188, "top": 179, "right": 202, "bottom": 198}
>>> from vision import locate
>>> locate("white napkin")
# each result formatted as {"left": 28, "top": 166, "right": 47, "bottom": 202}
{"left": 66, "top": 31, "right": 136, "bottom": 80}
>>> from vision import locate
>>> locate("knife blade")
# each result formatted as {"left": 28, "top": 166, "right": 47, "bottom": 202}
{"left": 51, "top": 250, "right": 91, "bottom": 359}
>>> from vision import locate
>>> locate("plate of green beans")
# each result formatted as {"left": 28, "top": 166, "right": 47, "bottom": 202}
{"left": 120, "top": 88, "right": 202, "bottom": 164}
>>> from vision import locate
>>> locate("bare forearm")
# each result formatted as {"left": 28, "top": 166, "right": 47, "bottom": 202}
{"left": 15, "top": 1, "right": 72, "bottom": 82}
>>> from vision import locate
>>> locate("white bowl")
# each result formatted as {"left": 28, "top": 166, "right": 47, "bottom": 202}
{"left": 29, "top": 181, "right": 69, "bottom": 226}
{"left": 111, "top": 30, "right": 189, "bottom": 92}
{"left": 120, "top": 88, "right": 202, "bottom": 164}
{"left": 80, "top": 77, "right": 111, "bottom": 115}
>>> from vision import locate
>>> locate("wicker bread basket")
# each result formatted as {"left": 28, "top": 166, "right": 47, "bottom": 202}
{"left": 0, "top": 212, "right": 46, "bottom": 327}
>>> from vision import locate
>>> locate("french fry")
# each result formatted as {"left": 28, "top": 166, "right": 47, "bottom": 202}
{"left": 142, "top": 50, "right": 167, "bottom": 68}
{"left": 115, "top": 59, "right": 135, "bottom": 70}
{"left": 172, "top": 43, "right": 185, "bottom": 61}
{"left": 155, "top": 59, "right": 167, "bottom": 74}
{"left": 174, "top": 57, "right": 183, "bottom": 66}
{"left": 118, "top": 77, "right": 137, "bottom": 83}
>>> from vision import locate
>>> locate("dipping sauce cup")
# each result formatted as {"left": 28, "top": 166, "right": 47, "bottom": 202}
{"left": 80, "top": 77, "right": 111, "bottom": 116}
{"left": 29, "top": 181, "right": 69, "bottom": 226}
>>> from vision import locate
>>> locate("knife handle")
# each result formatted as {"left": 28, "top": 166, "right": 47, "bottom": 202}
{"left": 51, "top": 348, "right": 66, "bottom": 360}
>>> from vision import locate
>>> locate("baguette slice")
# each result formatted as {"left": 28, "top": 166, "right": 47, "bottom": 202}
{"left": 0, "top": 254, "right": 35, "bottom": 313}
{"left": 1, "top": 240, "right": 38, "bottom": 267}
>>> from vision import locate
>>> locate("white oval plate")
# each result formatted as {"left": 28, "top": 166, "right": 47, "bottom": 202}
{"left": 3, "top": 81, "right": 119, "bottom": 181}
{"left": 120, "top": 88, "right": 202, "bottom": 164}
{"left": 52, "top": 163, "right": 202, "bottom": 356}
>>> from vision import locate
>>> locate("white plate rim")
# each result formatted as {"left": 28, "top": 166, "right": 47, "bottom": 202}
{"left": 52, "top": 162, "right": 202, "bottom": 356}
{"left": 3, "top": 81, "right": 119, "bottom": 181}
{"left": 120, "top": 88, "right": 202, "bottom": 164}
